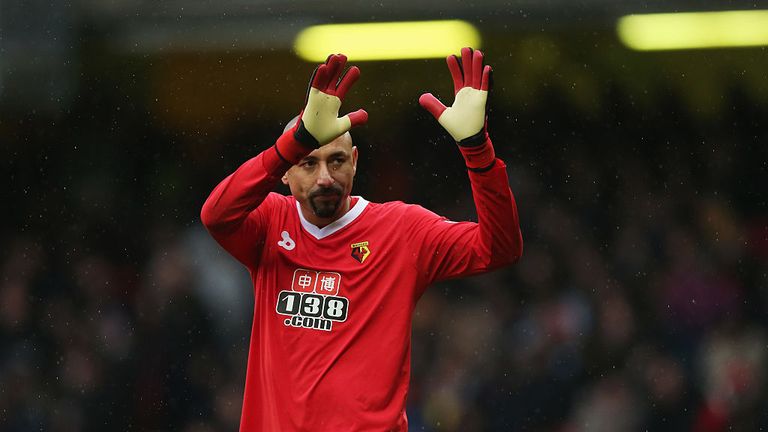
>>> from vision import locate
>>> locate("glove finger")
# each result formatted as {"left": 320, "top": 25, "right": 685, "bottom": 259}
{"left": 446, "top": 55, "right": 464, "bottom": 95}
{"left": 481, "top": 65, "right": 492, "bottom": 91}
{"left": 345, "top": 109, "right": 369, "bottom": 127}
{"left": 324, "top": 54, "right": 347, "bottom": 93}
{"left": 461, "top": 47, "right": 473, "bottom": 90}
{"left": 335, "top": 66, "right": 360, "bottom": 100}
{"left": 305, "top": 65, "right": 321, "bottom": 102}
{"left": 472, "top": 50, "right": 484, "bottom": 90}
{"left": 418, "top": 93, "right": 447, "bottom": 120}
{"left": 312, "top": 64, "right": 330, "bottom": 91}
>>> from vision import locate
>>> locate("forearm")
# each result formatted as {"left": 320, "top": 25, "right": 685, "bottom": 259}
{"left": 200, "top": 133, "right": 310, "bottom": 233}
{"left": 466, "top": 146, "right": 523, "bottom": 268}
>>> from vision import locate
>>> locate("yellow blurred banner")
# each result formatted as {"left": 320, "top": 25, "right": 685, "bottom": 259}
{"left": 294, "top": 20, "right": 481, "bottom": 61}
{"left": 618, "top": 10, "right": 768, "bottom": 51}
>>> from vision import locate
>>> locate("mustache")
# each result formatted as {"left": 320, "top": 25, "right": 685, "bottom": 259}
{"left": 309, "top": 185, "right": 343, "bottom": 199}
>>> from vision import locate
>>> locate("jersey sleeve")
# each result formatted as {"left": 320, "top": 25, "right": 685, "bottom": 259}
{"left": 200, "top": 134, "right": 309, "bottom": 267}
{"left": 409, "top": 158, "right": 523, "bottom": 287}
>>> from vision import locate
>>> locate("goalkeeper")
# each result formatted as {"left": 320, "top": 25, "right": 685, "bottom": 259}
{"left": 201, "top": 47, "right": 523, "bottom": 431}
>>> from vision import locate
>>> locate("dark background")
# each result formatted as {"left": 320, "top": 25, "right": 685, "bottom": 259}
{"left": 2, "top": 1, "right": 767, "bottom": 431}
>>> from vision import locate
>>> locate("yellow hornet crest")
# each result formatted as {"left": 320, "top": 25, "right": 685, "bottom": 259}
{"left": 350, "top": 241, "right": 371, "bottom": 264}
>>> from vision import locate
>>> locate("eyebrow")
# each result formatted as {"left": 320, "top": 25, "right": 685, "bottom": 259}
{"left": 300, "top": 151, "right": 348, "bottom": 164}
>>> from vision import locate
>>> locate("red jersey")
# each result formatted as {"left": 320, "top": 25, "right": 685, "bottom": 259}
{"left": 201, "top": 144, "right": 522, "bottom": 431}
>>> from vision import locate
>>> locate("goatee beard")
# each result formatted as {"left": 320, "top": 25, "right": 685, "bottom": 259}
{"left": 309, "top": 185, "right": 344, "bottom": 218}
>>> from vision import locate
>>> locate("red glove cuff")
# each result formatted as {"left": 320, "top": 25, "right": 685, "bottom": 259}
{"left": 261, "top": 126, "right": 315, "bottom": 174}
{"left": 458, "top": 136, "right": 496, "bottom": 171}
{"left": 274, "top": 126, "right": 314, "bottom": 165}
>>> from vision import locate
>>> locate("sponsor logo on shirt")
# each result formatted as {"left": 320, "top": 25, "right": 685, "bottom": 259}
{"left": 275, "top": 268, "right": 349, "bottom": 332}
{"left": 350, "top": 241, "right": 370, "bottom": 264}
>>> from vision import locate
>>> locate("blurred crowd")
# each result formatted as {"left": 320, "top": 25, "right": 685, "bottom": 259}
{"left": 2, "top": 76, "right": 767, "bottom": 432}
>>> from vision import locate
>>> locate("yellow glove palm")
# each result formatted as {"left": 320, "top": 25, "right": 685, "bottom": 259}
{"left": 419, "top": 47, "right": 492, "bottom": 145}
{"left": 294, "top": 54, "right": 368, "bottom": 147}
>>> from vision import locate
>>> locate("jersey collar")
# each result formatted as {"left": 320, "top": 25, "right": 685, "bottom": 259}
{"left": 296, "top": 196, "right": 369, "bottom": 240}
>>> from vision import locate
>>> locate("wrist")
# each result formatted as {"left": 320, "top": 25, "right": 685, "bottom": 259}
{"left": 457, "top": 134, "right": 496, "bottom": 171}
{"left": 274, "top": 126, "right": 314, "bottom": 165}
{"left": 293, "top": 119, "right": 320, "bottom": 148}
{"left": 457, "top": 127, "right": 488, "bottom": 148}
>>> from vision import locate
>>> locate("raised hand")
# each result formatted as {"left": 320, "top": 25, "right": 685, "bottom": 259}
{"left": 419, "top": 47, "right": 491, "bottom": 146}
{"left": 295, "top": 54, "right": 368, "bottom": 147}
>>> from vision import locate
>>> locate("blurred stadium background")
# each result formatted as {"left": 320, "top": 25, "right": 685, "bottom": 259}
{"left": 2, "top": 0, "right": 767, "bottom": 431}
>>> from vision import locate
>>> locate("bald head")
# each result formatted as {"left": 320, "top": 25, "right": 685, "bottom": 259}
{"left": 327, "top": 131, "right": 354, "bottom": 150}
{"left": 284, "top": 115, "right": 301, "bottom": 133}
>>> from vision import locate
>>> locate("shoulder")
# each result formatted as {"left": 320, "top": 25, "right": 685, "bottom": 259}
{"left": 250, "top": 193, "right": 294, "bottom": 221}
{"left": 365, "top": 199, "right": 445, "bottom": 223}
{"left": 365, "top": 199, "right": 413, "bottom": 214}
{"left": 263, "top": 192, "right": 294, "bottom": 208}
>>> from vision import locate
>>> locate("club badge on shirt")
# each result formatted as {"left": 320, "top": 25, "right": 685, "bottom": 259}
{"left": 350, "top": 241, "right": 370, "bottom": 263}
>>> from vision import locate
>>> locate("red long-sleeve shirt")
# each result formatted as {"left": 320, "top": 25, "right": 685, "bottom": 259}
{"left": 201, "top": 140, "right": 522, "bottom": 431}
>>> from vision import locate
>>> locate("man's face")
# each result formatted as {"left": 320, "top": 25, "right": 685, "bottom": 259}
{"left": 282, "top": 133, "right": 358, "bottom": 221}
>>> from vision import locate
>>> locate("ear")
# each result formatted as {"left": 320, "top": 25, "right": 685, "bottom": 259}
{"left": 281, "top": 172, "right": 289, "bottom": 185}
{"left": 351, "top": 146, "right": 358, "bottom": 174}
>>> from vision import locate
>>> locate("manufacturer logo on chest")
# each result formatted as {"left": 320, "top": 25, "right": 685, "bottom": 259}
{"left": 277, "top": 231, "right": 295, "bottom": 251}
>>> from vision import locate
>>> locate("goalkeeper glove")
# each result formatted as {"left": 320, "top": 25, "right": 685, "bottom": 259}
{"left": 419, "top": 47, "right": 496, "bottom": 171}
{"left": 275, "top": 54, "right": 368, "bottom": 164}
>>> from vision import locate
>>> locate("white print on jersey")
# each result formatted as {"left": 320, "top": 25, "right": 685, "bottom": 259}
{"left": 277, "top": 231, "right": 296, "bottom": 251}
{"left": 275, "top": 268, "right": 349, "bottom": 332}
